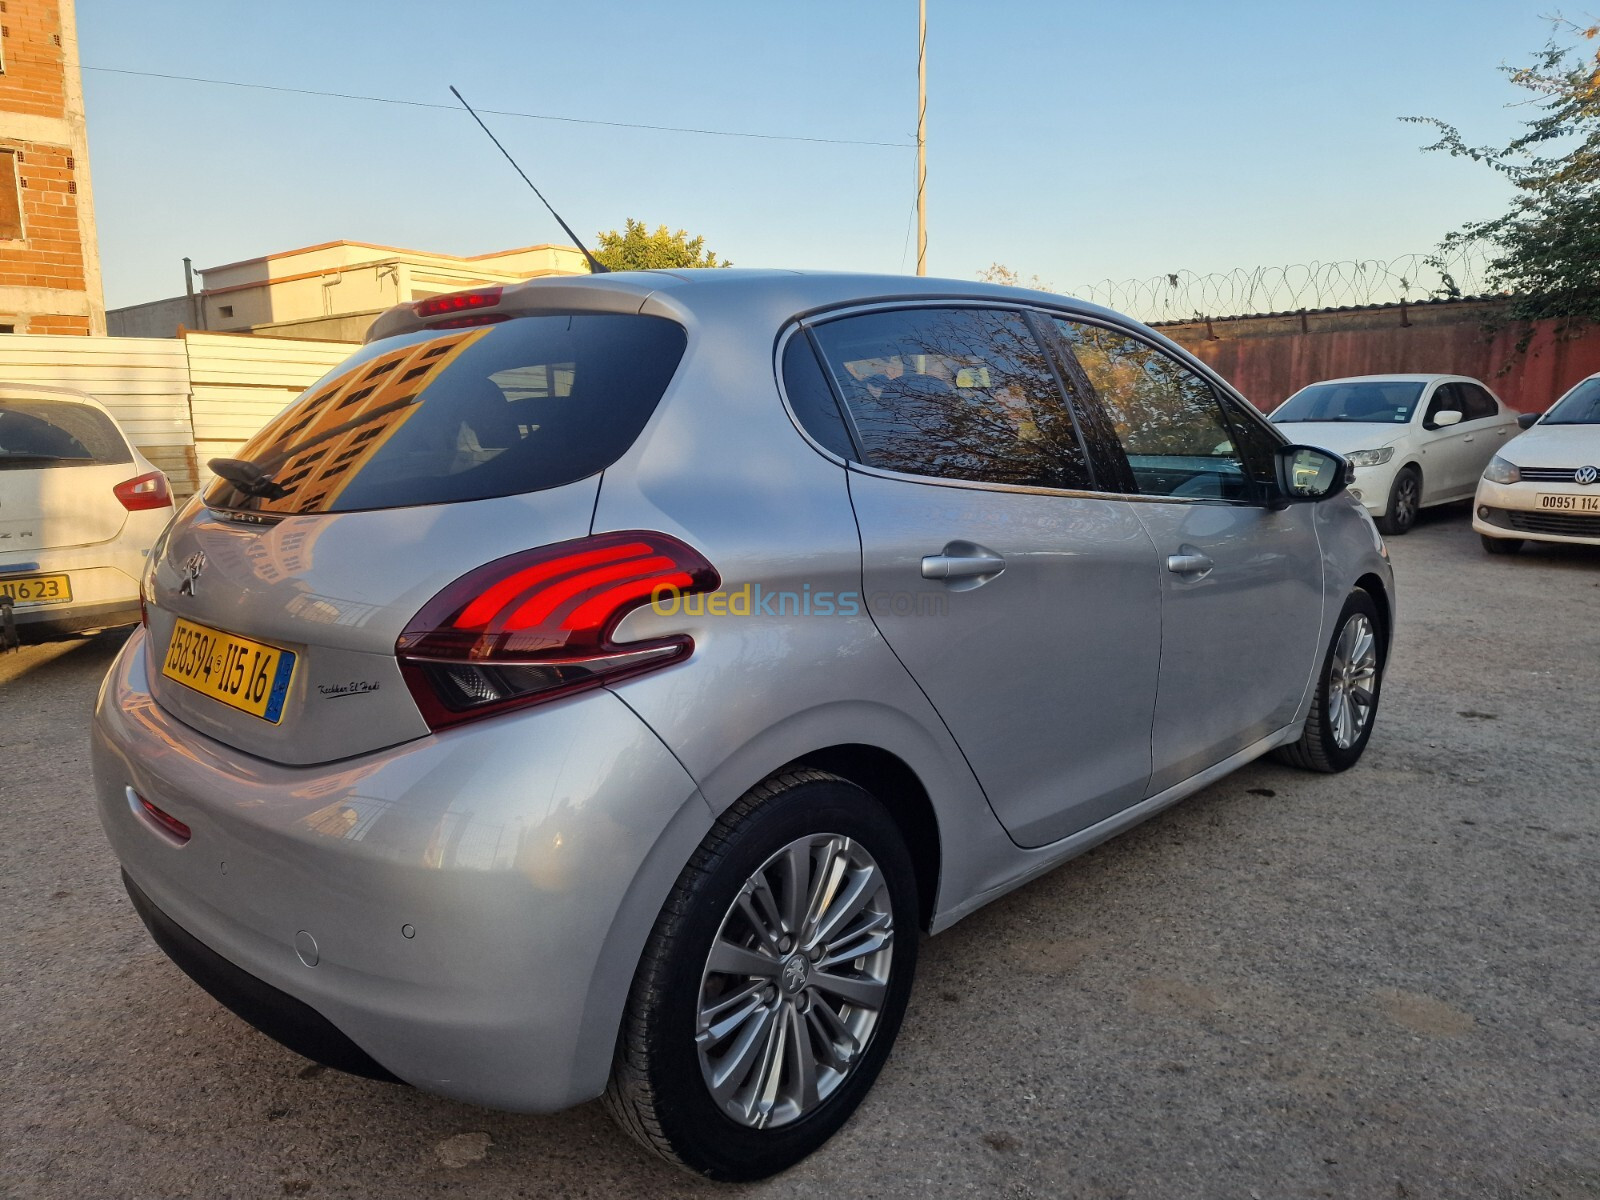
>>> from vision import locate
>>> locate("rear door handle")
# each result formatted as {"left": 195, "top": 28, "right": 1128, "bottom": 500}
{"left": 1166, "top": 551, "right": 1214, "bottom": 576}
{"left": 921, "top": 542, "right": 1005, "bottom": 591}
{"left": 922, "top": 549, "right": 1006, "bottom": 579}
{"left": 1463, "top": 435, "right": 1476, "bottom": 443}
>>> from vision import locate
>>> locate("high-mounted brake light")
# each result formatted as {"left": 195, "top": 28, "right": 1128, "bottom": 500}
{"left": 114, "top": 470, "right": 172, "bottom": 512}
{"left": 413, "top": 287, "right": 503, "bottom": 319}
{"left": 396, "top": 531, "right": 720, "bottom": 731}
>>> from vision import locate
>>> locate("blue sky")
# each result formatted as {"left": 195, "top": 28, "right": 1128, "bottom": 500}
{"left": 80, "top": 1, "right": 1574, "bottom": 309}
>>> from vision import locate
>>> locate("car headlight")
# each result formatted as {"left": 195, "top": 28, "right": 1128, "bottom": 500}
{"left": 1344, "top": 447, "right": 1394, "bottom": 468}
{"left": 1482, "top": 455, "right": 1521, "bottom": 484}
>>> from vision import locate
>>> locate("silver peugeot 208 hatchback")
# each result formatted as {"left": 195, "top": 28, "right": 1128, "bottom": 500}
{"left": 92, "top": 270, "right": 1393, "bottom": 1180}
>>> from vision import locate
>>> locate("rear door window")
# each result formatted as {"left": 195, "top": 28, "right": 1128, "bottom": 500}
{"left": 0, "top": 398, "right": 131, "bottom": 469}
{"left": 809, "top": 306, "right": 1094, "bottom": 490}
{"left": 204, "top": 314, "right": 687, "bottom": 515}
{"left": 1456, "top": 382, "right": 1500, "bottom": 422}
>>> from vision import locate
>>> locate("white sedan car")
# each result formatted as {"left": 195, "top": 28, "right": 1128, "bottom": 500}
{"left": 0, "top": 384, "right": 174, "bottom": 645}
{"left": 1475, "top": 372, "right": 1600, "bottom": 553}
{"left": 1271, "top": 374, "right": 1521, "bottom": 534}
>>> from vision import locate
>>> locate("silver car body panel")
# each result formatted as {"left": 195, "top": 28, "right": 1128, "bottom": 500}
{"left": 145, "top": 478, "right": 601, "bottom": 764}
{"left": 92, "top": 269, "right": 1395, "bottom": 1113}
{"left": 94, "top": 629, "right": 712, "bottom": 1111}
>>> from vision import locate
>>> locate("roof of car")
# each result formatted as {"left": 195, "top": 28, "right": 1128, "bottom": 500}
{"left": 0, "top": 383, "right": 115, "bottom": 412}
{"left": 366, "top": 268, "right": 1130, "bottom": 344}
{"left": 1307, "top": 374, "right": 1480, "bottom": 385}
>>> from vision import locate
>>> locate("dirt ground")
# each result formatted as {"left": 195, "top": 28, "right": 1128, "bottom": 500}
{"left": 3, "top": 507, "right": 1597, "bottom": 1199}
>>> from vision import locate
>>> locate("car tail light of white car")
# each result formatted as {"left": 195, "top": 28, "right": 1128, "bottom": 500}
{"left": 113, "top": 470, "right": 173, "bottom": 512}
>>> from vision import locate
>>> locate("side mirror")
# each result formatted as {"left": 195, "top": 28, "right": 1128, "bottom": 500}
{"left": 1432, "top": 409, "right": 1463, "bottom": 427}
{"left": 1517, "top": 411, "right": 1540, "bottom": 430}
{"left": 1274, "top": 445, "right": 1348, "bottom": 505}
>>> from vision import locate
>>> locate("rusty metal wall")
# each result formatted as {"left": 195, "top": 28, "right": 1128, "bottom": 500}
{"left": 1160, "top": 300, "right": 1600, "bottom": 413}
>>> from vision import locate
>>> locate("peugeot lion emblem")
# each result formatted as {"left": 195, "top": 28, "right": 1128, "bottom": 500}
{"left": 178, "top": 551, "right": 207, "bottom": 596}
{"left": 1575, "top": 465, "right": 1599, "bottom": 486}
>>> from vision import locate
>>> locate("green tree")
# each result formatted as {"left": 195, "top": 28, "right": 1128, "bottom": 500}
{"left": 592, "top": 219, "right": 731, "bottom": 271}
{"left": 1408, "top": 19, "right": 1600, "bottom": 342}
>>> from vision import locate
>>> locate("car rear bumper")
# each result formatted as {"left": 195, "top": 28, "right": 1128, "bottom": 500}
{"left": 92, "top": 628, "right": 713, "bottom": 1113}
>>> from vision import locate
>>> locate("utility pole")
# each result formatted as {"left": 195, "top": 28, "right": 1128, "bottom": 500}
{"left": 916, "top": 0, "right": 927, "bottom": 276}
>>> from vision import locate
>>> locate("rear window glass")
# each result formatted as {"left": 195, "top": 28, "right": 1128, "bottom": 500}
{"left": 0, "top": 399, "right": 131, "bottom": 470}
{"left": 204, "top": 315, "right": 687, "bottom": 515}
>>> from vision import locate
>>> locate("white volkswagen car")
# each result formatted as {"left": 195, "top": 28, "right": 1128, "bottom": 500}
{"left": 1271, "top": 374, "right": 1520, "bottom": 534}
{"left": 1475, "top": 372, "right": 1600, "bottom": 553}
{"left": 0, "top": 384, "right": 173, "bottom": 644}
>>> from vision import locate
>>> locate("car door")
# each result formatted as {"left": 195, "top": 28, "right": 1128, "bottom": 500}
{"left": 1416, "top": 382, "right": 1486, "bottom": 500}
{"left": 1452, "top": 380, "right": 1518, "bottom": 490}
{"left": 1047, "top": 317, "right": 1326, "bottom": 793}
{"left": 798, "top": 305, "right": 1163, "bottom": 848}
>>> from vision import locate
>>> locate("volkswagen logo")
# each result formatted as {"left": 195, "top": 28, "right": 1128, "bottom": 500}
{"left": 178, "top": 551, "right": 207, "bottom": 596}
{"left": 1575, "top": 465, "right": 1599, "bottom": 486}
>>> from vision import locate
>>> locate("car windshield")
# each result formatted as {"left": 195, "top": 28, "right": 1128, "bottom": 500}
{"left": 1541, "top": 377, "right": 1600, "bottom": 425}
{"left": 0, "top": 398, "right": 132, "bottom": 469}
{"left": 1272, "top": 381, "right": 1425, "bottom": 424}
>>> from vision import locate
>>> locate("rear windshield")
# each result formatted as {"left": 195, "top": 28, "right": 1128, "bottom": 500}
{"left": 1272, "top": 380, "right": 1425, "bottom": 425}
{"left": 1543, "top": 377, "right": 1600, "bottom": 425}
{"left": 203, "top": 314, "right": 687, "bottom": 515}
{"left": 0, "top": 398, "right": 131, "bottom": 469}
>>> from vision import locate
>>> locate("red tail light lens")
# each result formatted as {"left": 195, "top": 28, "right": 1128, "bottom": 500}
{"left": 114, "top": 471, "right": 173, "bottom": 512}
{"left": 413, "top": 287, "right": 503, "bottom": 319}
{"left": 396, "top": 531, "right": 720, "bottom": 730}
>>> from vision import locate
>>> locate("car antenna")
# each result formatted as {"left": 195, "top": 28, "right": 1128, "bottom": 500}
{"left": 448, "top": 85, "right": 609, "bottom": 275}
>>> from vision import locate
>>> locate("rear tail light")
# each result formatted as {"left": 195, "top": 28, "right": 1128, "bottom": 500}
{"left": 114, "top": 471, "right": 173, "bottom": 512}
{"left": 396, "top": 531, "right": 720, "bottom": 730}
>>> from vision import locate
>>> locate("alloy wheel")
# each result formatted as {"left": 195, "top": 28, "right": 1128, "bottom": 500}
{"left": 695, "top": 833, "right": 894, "bottom": 1129}
{"left": 1393, "top": 476, "right": 1418, "bottom": 529}
{"left": 1327, "top": 613, "right": 1379, "bottom": 749}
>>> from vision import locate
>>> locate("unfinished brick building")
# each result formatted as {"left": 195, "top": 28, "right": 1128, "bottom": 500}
{"left": 0, "top": 0, "right": 103, "bottom": 335}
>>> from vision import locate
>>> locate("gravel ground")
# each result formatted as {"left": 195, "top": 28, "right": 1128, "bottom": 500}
{"left": 2, "top": 507, "right": 1597, "bottom": 1200}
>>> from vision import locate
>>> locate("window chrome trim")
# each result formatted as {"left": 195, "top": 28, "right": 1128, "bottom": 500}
{"left": 773, "top": 304, "right": 1263, "bottom": 507}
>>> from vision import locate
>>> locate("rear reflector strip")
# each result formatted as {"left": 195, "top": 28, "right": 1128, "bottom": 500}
{"left": 127, "top": 787, "right": 191, "bottom": 845}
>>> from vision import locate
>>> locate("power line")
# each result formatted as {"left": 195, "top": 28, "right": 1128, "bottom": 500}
{"left": 81, "top": 64, "right": 915, "bottom": 150}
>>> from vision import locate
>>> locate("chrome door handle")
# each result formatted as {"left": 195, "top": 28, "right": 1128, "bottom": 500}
{"left": 922, "top": 549, "right": 1006, "bottom": 579}
{"left": 1166, "top": 552, "right": 1214, "bottom": 576}
{"left": 1462, "top": 435, "right": 1476, "bottom": 442}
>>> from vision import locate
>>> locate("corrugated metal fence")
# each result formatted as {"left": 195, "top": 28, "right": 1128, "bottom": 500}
{"left": 0, "top": 331, "right": 357, "bottom": 497}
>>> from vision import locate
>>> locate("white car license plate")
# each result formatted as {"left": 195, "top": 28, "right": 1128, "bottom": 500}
{"left": 1537, "top": 493, "right": 1600, "bottom": 513}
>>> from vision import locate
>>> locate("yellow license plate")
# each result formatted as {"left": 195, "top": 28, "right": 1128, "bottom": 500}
{"left": 161, "top": 617, "right": 297, "bottom": 723}
{"left": 0, "top": 573, "right": 72, "bottom": 605}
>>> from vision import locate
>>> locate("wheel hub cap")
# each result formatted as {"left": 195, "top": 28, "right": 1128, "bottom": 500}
{"left": 695, "top": 833, "right": 895, "bottom": 1129}
{"left": 1327, "top": 613, "right": 1379, "bottom": 750}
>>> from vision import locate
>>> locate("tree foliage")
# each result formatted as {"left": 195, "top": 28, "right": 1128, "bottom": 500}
{"left": 1408, "top": 19, "right": 1600, "bottom": 340}
{"left": 977, "top": 263, "right": 1054, "bottom": 292}
{"left": 592, "top": 219, "right": 731, "bottom": 271}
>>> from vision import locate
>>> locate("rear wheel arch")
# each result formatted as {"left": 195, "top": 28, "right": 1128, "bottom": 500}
{"left": 784, "top": 744, "right": 941, "bottom": 932}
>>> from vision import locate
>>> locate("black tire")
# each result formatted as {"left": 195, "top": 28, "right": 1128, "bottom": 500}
{"left": 1274, "top": 590, "right": 1385, "bottom": 773}
{"left": 1480, "top": 534, "right": 1523, "bottom": 555}
{"left": 604, "top": 769, "right": 920, "bottom": 1181}
{"left": 1375, "top": 467, "right": 1421, "bottom": 535}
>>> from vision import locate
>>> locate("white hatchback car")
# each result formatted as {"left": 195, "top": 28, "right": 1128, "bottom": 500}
{"left": 1475, "top": 372, "right": 1600, "bottom": 553}
{"left": 0, "top": 384, "right": 174, "bottom": 644}
{"left": 1271, "top": 374, "right": 1520, "bottom": 534}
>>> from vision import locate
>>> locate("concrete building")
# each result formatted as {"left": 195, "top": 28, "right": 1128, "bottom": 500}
{"left": 109, "top": 240, "right": 589, "bottom": 341}
{"left": 0, "top": 0, "right": 105, "bottom": 335}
